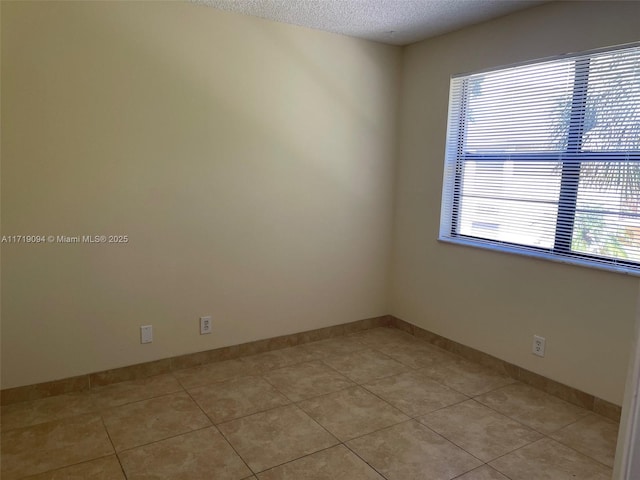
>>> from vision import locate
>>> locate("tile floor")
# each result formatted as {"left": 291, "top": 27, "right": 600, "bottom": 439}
{"left": 0, "top": 327, "right": 619, "bottom": 479}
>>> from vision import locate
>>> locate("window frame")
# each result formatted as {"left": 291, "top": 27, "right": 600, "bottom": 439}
{"left": 440, "top": 43, "right": 640, "bottom": 276}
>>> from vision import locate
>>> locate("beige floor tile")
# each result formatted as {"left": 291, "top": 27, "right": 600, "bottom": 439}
{"left": 377, "top": 341, "right": 460, "bottom": 369}
{"left": 1, "top": 391, "right": 97, "bottom": 431}
{"left": 475, "top": 383, "right": 590, "bottom": 434}
{"left": 2, "top": 327, "right": 620, "bottom": 480}
{"left": 91, "top": 373, "right": 184, "bottom": 409}
{"left": 346, "top": 420, "right": 482, "bottom": 480}
{"left": 0, "top": 414, "right": 114, "bottom": 480}
{"left": 23, "top": 456, "right": 125, "bottom": 480}
{"left": 262, "top": 361, "right": 354, "bottom": 401}
{"left": 298, "top": 386, "right": 409, "bottom": 441}
{"left": 174, "top": 359, "right": 251, "bottom": 389}
{"left": 419, "top": 357, "right": 516, "bottom": 397}
{"left": 188, "top": 375, "right": 290, "bottom": 424}
{"left": 363, "top": 370, "right": 468, "bottom": 417}
{"left": 550, "top": 414, "right": 619, "bottom": 467}
{"left": 257, "top": 444, "right": 384, "bottom": 480}
{"left": 102, "top": 391, "right": 211, "bottom": 451}
{"left": 119, "top": 426, "right": 251, "bottom": 480}
{"left": 305, "top": 336, "right": 370, "bottom": 357}
{"left": 322, "top": 349, "right": 409, "bottom": 384}
{"left": 454, "top": 465, "right": 510, "bottom": 480}
{"left": 489, "top": 438, "right": 612, "bottom": 480}
{"left": 218, "top": 404, "right": 338, "bottom": 472}
{"left": 418, "top": 399, "right": 542, "bottom": 462}
{"left": 240, "top": 346, "right": 323, "bottom": 374}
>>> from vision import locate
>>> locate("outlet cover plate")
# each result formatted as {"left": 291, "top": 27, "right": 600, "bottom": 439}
{"left": 533, "top": 335, "right": 545, "bottom": 357}
{"left": 140, "top": 325, "right": 153, "bottom": 344}
{"left": 200, "top": 316, "right": 212, "bottom": 335}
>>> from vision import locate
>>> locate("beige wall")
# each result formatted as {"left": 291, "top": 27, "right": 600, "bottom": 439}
{"left": 390, "top": 0, "right": 640, "bottom": 405}
{"left": 0, "top": 1, "right": 401, "bottom": 389}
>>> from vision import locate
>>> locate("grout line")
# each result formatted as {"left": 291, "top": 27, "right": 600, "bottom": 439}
{"left": 0, "top": 398, "right": 99, "bottom": 434}
{"left": 100, "top": 415, "right": 118, "bottom": 454}
{"left": 547, "top": 435, "right": 616, "bottom": 470}
{"left": 287, "top": 403, "right": 341, "bottom": 447}
{"left": 491, "top": 441, "right": 567, "bottom": 480}
{"left": 342, "top": 435, "right": 393, "bottom": 480}
{"left": 93, "top": 389, "right": 187, "bottom": 412}
{"left": 544, "top": 426, "right": 617, "bottom": 470}
{"left": 190, "top": 379, "right": 293, "bottom": 426}
{"left": 98, "top": 416, "right": 129, "bottom": 478}
{"left": 250, "top": 443, "right": 343, "bottom": 476}
{"left": 488, "top": 434, "right": 615, "bottom": 474}
{"left": 450, "top": 464, "right": 515, "bottom": 479}
{"left": 215, "top": 403, "right": 342, "bottom": 475}
{"left": 415, "top": 419, "right": 490, "bottom": 464}
{"left": 347, "top": 381, "right": 423, "bottom": 419}
{"left": 340, "top": 416, "right": 416, "bottom": 444}
{"left": 292, "top": 386, "right": 414, "bottom": 443}
{"left": 15, "top": 454, "right": 119, "bottom": 480}
{"left": 117, "top": 455, "right": 129, "bottom": 480}
{"left": 469, "top": 392, "right": 559, "bottom": 439}
{"left": 113, "top": 424, "right": 214, "bottom": 455}
{"left": 212, "top": 422, "right": 255, "bottom": 475}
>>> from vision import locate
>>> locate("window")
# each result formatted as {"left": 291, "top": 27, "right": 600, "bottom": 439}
{"left": 439, "top": 43, "right": 640, "bottom": 275}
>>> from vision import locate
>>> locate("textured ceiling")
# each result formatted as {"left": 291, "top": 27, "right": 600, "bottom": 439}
{"left": 198, "top": 0, "right": 546, "bottom": 46}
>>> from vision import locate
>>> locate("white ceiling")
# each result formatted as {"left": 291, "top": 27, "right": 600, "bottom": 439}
{"left": 198, "top": 0, "right": 546, "bottom": 46}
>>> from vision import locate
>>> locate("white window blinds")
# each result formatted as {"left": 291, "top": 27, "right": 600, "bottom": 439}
{"left": 439, "top": 43, "right": 640, "bottom": 275}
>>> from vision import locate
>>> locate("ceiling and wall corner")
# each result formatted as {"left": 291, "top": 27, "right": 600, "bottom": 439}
{"left": 197, "top": 0, "right": 547, "bottom": 46}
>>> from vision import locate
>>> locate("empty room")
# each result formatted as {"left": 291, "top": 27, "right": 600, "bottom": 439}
{"left": 1, "top": 0, "right": 639, "bottom": 479}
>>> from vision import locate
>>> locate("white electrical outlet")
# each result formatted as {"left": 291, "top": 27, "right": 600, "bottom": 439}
{"left": 200, "top": 316, "right": 212, "bottom": 335}
{"left": 532, "top": 335, "right": 545, "bottom": 357}
{"left": 140, "top": 325, "right": 153, "bottom": 344}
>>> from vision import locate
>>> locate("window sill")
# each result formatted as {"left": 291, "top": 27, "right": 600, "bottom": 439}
{"left": 438, "top": 235, "right": 640, "bottom": 277}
